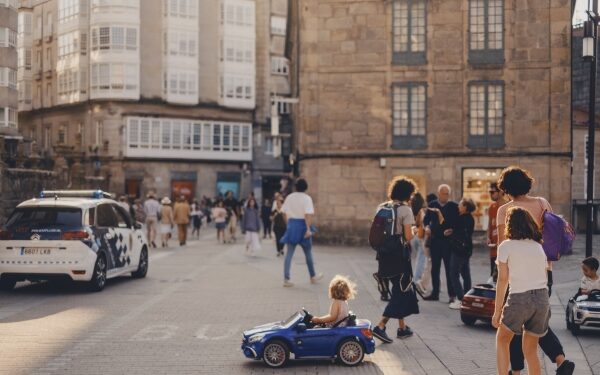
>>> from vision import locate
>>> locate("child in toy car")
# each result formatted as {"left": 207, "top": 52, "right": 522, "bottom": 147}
{"left": 311, "top": 275, "right": 356, "bottom": 328}
{"left": 565, "top": 257, "right": 600, "bottom": 335}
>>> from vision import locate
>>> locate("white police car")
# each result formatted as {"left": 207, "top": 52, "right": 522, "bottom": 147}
{"left": 0, "top": 190, "right": 148, "bottom": 291}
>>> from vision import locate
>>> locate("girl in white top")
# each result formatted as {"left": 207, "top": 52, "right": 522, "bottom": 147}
{"left": 311, "top": 275, "right": 356, "bottom": 327}
{"left": 493, "top": 207, "right": 549, "bottom": 375}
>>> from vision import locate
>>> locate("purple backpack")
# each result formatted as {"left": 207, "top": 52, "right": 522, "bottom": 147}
{"left": 539, "top": 200, "right": 575, "bottom": 261}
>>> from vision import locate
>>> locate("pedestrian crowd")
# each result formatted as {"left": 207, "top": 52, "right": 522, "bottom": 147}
{"left": 113, "top": 165, "right": 588, "bottom": 375}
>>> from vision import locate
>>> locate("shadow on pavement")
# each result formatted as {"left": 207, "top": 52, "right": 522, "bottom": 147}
{"left": 242, "top": 358, "right": 385, "bottom": 373}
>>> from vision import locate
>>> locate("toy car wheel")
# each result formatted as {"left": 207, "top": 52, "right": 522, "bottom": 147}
{"left": 568, "top": 309, "right": 580, "bottom": 336}
{"left": 337, "top": 338, "right": 365, "bottom": 366}
{"left": 0, "top": 277, "right": 16, "bottom": 291}
{"left": 87, "top": 254, "right": 107, "bottom": 292}
{"left": 132, "top": 247, "right": 148, "bottom": 279}
{"left": 262, "top": 340, "right": 289, "bottom": 368}
{"left": 460, "top": 314, "right": 477, "bottom": 326}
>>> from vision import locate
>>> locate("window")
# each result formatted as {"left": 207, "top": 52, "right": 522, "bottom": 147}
{"left": 58, "top": 69, "right": 79, "bottom": 95}
{"left": 44, "top": 126, "right": 51, "bottom": 149}
{"left": 165, "top": 31, "right": 197, "bottom": 57}
{"left": 18, "top": 13, "right": 32, "bottom": 36}
{"left": 0, "top": 107, "right": 18, "bottom": 128}
{"left": 59, "top": 0, "right": 79, "bottom": 23}
{"left": 0, "top": 27, "right": 17, "bottom": 47}
{"left": 393, "top": 0, "right": 426, "bottom": 65}
{"left": 222, "top": 37, "right": 253, "bottom": 63}
{"left": 469, "top": 0, "right": 504, "bottom": 65}
{"left": 46, "top": 82, "right": 53, "bottom": 105}
{"left": 392, "top": 82, "right": 427, "bottom": 149}
{"left": 468, "top": 81, "right": 504, "bottom": 148}
{"left": 271, "top": 16, "right": 286, "bottom": 35}
{"left": 264, "top": 136, "right": 274, "bottom": 155}
{"left": 18, "top": 81, "right": 32, "bottom": 104}
{"left": 18, "top": 48, "right": 32, "bottom": 70}
{"left": 164, "top": 0, "right": 198, "bottom": 19}
{"left": 164, "top": 70, "right": 197, "bottom": 97}
{"left": 91, "top": 26, "right": 137, "bottom": 51}
{"left": 126, "top": 117, "right": 252, "bottom": 154}
{"left": 58, "top": 31, "right": 79, "bottom": 59}
{"left": 96, "top": 204, "right": 118, "bottom": 227}
{"left": 112, "top": 205, "right": 132, "bottom": 228}
{"left": 0, "top": 68, "right": 17, "bottom": 89}
{"left": 271, "top": 57, "right": 289, "bottom": 75}
{"left": 58, "top": 123, "right": 68, "bottom": 144}
{"left": 95, "top": 121, "right": 103, "bottom": 145}
{"left": 221, "top": 75, "right": 254, "bottom": 101}
{"left": 276, "top": 100, "right": 290, "bottom": 115}
{"left": 91, "top": 63, "right": 138, "bottom": 93}
{"left": 0, "top": 0, "right": 18, "bottom": 9}
{"left": 46, "top": 13, "right": 53, "bottom": 35}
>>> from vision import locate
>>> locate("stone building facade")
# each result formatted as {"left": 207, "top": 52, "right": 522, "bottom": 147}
{"left": 293, "top": 0, "right": 572, "bottom": 244}
{"left": 15, "top": 0, "right": 279, "bottom": 202}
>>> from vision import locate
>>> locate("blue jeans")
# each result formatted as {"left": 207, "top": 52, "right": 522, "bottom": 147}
{"left": 411, "top": 237, "right": 426, "bottom": 281}
{"left": 284, "top": 241, "right": 316, "bottom": 281}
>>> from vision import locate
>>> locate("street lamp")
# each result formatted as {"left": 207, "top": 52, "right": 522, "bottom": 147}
{"left": 584, "top": 2, "right": 599, "bottom": 258}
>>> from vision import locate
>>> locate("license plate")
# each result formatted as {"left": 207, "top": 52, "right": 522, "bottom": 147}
{"left": 472, "top": 302, "right": 484, "bottom": 308}
{"left": 20, "top": 248, "right": 52, "bottom": 255}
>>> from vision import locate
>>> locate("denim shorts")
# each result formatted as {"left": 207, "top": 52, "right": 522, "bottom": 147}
{"left": 501, "top": 288, "right": 550, "bottom": 337}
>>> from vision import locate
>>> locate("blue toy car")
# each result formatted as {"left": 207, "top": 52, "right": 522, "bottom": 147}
{"left": 241, "top": 309, "right": 376, "bottom": 368}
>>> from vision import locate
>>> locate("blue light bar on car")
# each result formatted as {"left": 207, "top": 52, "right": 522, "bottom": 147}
{"left": 40, "top": 190, "right": 113, "bottom": 199}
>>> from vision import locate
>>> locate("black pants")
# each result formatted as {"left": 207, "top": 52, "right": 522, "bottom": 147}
{"left": 273, "top": 227, "right": 285, "bottom": 252}
{"left": 509, "top": 271, "right": 562, "bottom": 371}
{"left": 430, "top": 241, "right": 455, "bottom": 298}
{"left": 449, "top": 253, "right": 471, "bottom": 300}
{"left": 263, "top": 219, "right": 272, "bottom": 237}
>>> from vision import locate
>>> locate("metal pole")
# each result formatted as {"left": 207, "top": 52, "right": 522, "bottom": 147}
{"left": 586, "top": 15, "right": 597, "bottom": 258}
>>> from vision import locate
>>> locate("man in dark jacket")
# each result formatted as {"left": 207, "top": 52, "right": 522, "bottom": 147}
{"left": 423, "top": 184, "right": 459, "bottom": 302}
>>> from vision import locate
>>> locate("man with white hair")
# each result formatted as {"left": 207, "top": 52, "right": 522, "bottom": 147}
{"left": 423, "top": 184, "right": 460, "bottom": 302}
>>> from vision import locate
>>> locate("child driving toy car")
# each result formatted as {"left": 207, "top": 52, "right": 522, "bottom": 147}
{"left": 581, "top": 256, "right": 600, "bottom": 295}
{"left": 311, "top": 275, "right": 356, "bottom": 327}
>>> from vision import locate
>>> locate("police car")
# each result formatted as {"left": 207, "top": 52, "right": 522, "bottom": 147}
{"left": 0, "top": 190, "right": 149, "bottom": 292}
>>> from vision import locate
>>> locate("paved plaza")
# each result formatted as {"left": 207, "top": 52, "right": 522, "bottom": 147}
{"left": 0, "top": 231, "right": 598, "bottom": 375}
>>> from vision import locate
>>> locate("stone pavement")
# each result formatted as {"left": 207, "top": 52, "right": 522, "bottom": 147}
{"left": 0, "top": 230, "right": 598, "bottom": 375}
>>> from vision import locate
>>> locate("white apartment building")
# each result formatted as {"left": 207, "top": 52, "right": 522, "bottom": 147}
{"left": 17, "top": 0, "right": 260, "bottom": 200}
{"left": 1, "top": 0, "right": 19, "bottom": 141}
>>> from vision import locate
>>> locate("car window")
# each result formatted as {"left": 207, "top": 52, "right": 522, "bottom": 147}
{"left": 5, "top": 207, "right": 82, "bottom": 228}
{"left": 88, "top": 207, "right": 96, "bottom": 226}
{"left": 96, "top": 204, "right": 118, "bottom": 227}
{"left": 112, "top": 205, "right": 132, "bottom": 228}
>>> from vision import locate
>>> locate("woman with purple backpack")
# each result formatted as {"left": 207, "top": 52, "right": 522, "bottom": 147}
{"left": 495, "top": 166, "right": 574, "bottom": 375}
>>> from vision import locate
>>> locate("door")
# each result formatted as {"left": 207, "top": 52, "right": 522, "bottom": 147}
{"left": 111, "top": 204, "right": 135, "bottom": 271}
{"left": 95, "top": 203, "right": 120, "bottom": 271}
{"left": 294, "top": 328, "right": 337, "bottom": 358}
{"left": 125, "top": 178, "right": 142, "bottom": 200}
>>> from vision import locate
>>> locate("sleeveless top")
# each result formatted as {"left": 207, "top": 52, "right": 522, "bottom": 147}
{"left": 328, "top": 299, "right": 349, "bottom": 328}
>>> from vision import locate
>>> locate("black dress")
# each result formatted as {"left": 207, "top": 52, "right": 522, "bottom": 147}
{"left": 377, "top": 204, "right": 419, "bottom": 319}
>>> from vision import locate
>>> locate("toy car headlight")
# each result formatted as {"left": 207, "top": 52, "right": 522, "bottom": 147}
{"left": 248, "top": 334, "right": 265, "bottom": 343}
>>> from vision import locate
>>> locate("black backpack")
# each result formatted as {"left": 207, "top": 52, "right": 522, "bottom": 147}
{"left": 369, "top": 202, "right": 410, "bottom": 256}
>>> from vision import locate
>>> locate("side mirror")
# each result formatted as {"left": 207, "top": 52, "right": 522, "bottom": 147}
{"left": 296, "top": 323, "right": 307, "bottom": 333}
{"left": 134, "top": 222, "right": 142, "bottom": 230}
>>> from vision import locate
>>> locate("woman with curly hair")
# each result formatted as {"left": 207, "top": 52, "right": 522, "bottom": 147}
{"left": 371, "top": 176, "right": 420, "bottom": 343}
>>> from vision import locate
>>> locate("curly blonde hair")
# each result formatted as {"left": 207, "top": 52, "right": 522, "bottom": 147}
{"left": 328, "top": 275, "right": 357, "bottom": 301}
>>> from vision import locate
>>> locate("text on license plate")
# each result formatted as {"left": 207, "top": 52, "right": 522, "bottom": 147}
{"left": 20, "top": 248, "right": 52, "bottom": 255}
{"left": 471, "top": 302, "right": 484, "bottom": 308}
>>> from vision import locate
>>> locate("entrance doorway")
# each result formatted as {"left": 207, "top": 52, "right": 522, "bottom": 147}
{"left": 171, "top": 180, "right": 195, "bottom": 202}
{"left": 125, "top": 179, "right": 142, "bottom": 200}
{"left": 262, "top": 176, "right": 283, "bottom": 201}
{"left": 462, "top": 167, "right": 504, "bottom": 231}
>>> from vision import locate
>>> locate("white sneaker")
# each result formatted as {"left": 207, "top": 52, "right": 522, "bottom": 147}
{"left": 283, "top": 280, "right": 294, "bottom": 287}
{"left": 449, "top": 300, "right": 462, "bottom": 310}
{"left": 310, "top": 273, "right": 324, "bottom": 284}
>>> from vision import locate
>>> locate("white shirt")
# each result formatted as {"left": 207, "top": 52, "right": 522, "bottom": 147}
{"left": 281, "top": 192, "right": 314, "bottom": 219}
{"left": 497, "top": 239, "right": 547, "bottom": 294}
{"left": 581, "top": 276, "right": 600, "bottom": 293}
{"left": 144, "top": 199, "right": 161, "bottom": 218}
